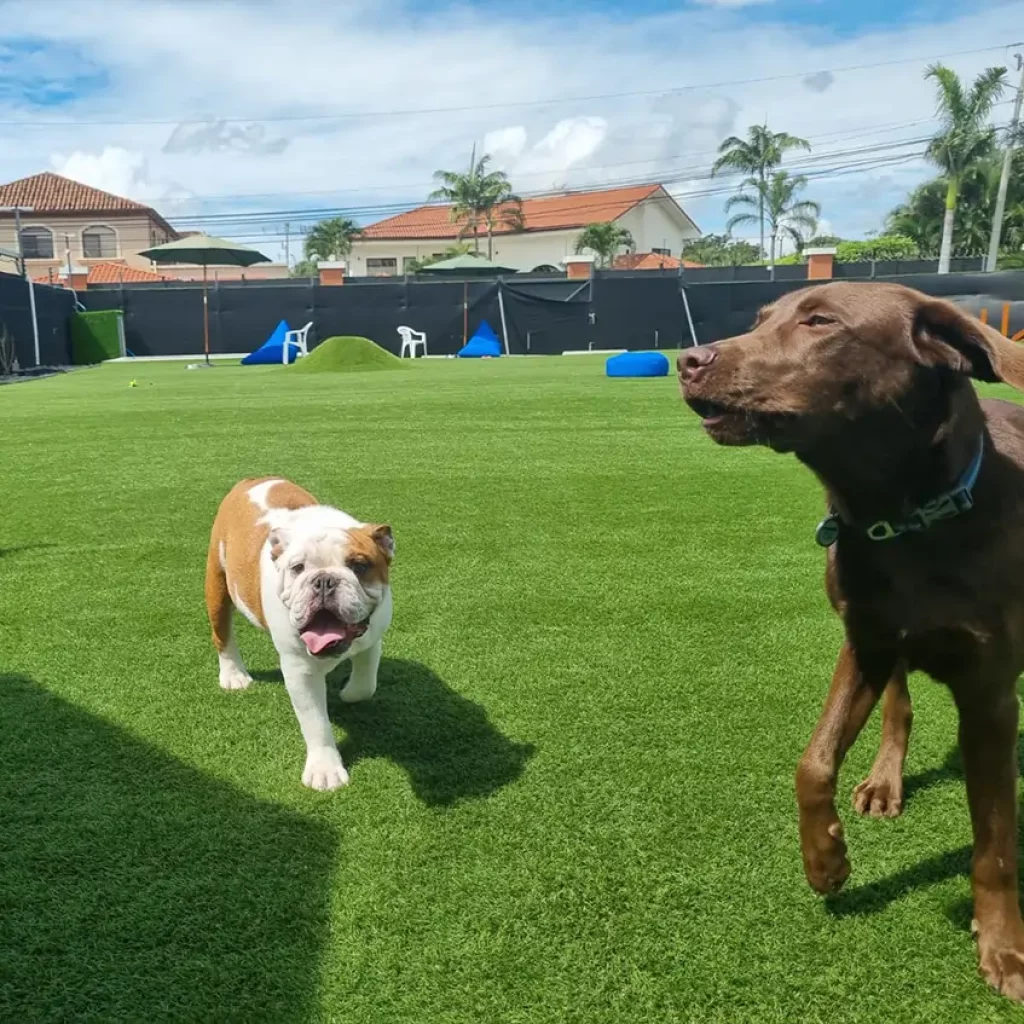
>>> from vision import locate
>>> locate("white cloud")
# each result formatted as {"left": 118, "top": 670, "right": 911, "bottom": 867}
{"left": 0, "top": 0, "right": 1019, "bottom": 259}
{"left": 51, "top": 145, "right": 190, "bottom": 204}
{"left": 487, "top": 117, "right": 609, "bottom": 189}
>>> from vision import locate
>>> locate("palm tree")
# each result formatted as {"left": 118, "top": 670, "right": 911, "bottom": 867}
{"left": 886, "top": 150, "right": 1024, "bottom": 260}
{"left": 712, "top": 124, "right": 811, "bottom": 258}
{"left": 429, "top": 148, "right": 524, "bottom": 259}
{"left": 303, "top": 217, "right": 362, "bottom": 264}
{"left": 573, "top": 222, "right": 635, "bottom": 267}
{"left": 725, "top": 171, "right": 820, "bottom": 270}
{"left": 923, "top": 62, "right": 1007, "bottom": 273}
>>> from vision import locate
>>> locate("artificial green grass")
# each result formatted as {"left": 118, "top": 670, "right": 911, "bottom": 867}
{"left": 291, "top": 334, "right": 405, "bottom": 373}
{"left": 1, "top": 357, "right": 1020, "bottom": 1022}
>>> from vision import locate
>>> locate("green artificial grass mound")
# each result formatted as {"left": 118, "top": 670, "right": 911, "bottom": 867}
{"left": 292, "top": 335, "right": 405, "bottom": 373}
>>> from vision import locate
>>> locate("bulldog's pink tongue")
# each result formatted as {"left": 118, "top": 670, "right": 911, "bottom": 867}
{"left": 300, "top": 611, "right": 350, "bottom": 655}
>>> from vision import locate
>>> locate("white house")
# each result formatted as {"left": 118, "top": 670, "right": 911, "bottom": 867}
{"left": 349, "top": 183, "right": 701, "bottom": 276}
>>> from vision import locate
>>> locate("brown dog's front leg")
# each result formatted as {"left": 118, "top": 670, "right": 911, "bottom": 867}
{"left": 796, "top": 641, "right": 892, "bottom": 893}
{"left": 956, "top": 685, "right": 1024, "bottom": 1003}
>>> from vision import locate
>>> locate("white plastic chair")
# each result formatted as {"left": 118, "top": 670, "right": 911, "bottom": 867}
{"left": 284, "top": 321, "right": 313, "bottom": 364}
{"left": 397, "top": 326, "right": 427, "bottom": 358}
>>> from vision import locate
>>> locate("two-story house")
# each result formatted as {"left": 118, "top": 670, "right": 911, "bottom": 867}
{"left": 0, "top": 172, "right": 179, "bottom": 279}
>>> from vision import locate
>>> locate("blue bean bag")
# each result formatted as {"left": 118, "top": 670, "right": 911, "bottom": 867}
{"left": 457, "top": 321, "right": 503, "bottom": 358}
{"left": 241, "top": 319, "right": 301, "bottom": 365}
{"left": 605, "top": 351, "right": 670, "bottom": 378}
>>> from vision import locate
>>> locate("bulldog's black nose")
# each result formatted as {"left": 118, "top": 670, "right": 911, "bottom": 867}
{"left": 313, "top": 573, "right": 337, "bottom": 597}
{"left": 678, "top": 345, "right": 717, "bottom": 384}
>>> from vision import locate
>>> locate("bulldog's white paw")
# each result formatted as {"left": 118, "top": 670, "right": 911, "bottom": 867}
{"left": 302, "top": 747, "right": 350, "bottom": 791}
{"left": 219, "top": 663, "right": 253, "bottom": 691}
{"left": 339, "top": 676, "right": 376, "bottom": 703}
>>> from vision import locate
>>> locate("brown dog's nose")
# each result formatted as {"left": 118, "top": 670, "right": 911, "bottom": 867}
{"left": 678, "top": 345, "right": 717, "bottom": 384}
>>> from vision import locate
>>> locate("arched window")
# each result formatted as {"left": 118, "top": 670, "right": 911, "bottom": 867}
{"left": 19, "top": 226, "right": 54, "bottom": 259}
{"left": 82, "top": 224, "right": 117, "bottom": 259}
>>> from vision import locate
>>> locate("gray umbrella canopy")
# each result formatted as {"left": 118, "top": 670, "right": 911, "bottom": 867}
{"left": 139, "top": 233, "right": 271, "bottom": 268}
{"left": 416, "top": 253, "right": 518, "bottom": 275}
{"left": 138, "top": 234, "right": 272, "bottom": 365}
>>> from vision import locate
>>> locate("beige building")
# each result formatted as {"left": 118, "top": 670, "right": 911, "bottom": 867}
{"left": 0, "top": 172, "right": 287, "bottom": 283}
{"left": 350, "top": 183, "right": 701, "bottom": 276}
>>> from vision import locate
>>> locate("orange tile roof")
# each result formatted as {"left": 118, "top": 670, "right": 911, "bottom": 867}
{"left": 613, "top": 252, "right": 704, "bottom": 270}
{"left": 33, "top": 261, "right": 168, "bottom": 286}
{"left": 361, "top": 183, "right": 668, "bottom": 240}
{"left": 0, "top": 172, "right": 178, "bottom": 237}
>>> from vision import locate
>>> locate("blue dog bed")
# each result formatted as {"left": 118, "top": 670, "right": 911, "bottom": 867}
{"left": 605, "top": 351, "right": 670, "bottom": 378}
{"left": 457, "top": 320, "right": 503, "bottom": 358}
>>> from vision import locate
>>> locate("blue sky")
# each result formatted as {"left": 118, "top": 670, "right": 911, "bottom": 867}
{"left": 0, "top": 0, "right": 1021, "bottom": 261}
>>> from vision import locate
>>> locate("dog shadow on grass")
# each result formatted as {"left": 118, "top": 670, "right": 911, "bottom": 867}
{"left": 0, "top": 673, "right": 336, "bottom": 1024}
{"left": 0, "top": 542, "right": 56, "bottom": 559}
{"left": 251, "top": 658, "right": 535, "bottom": 808}
{"left": 824, "top": 738, "right": 1024, "bottom": 924}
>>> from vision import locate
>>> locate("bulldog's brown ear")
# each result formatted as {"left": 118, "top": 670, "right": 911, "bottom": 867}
{"left": 912, "top": 297, "right": 1024, "bottom": 388}
{"left": 369, "top": 524, "right": 394, "bottom": 562}
{"left": 267, "top": 528, "right": 289, "bottom": 561}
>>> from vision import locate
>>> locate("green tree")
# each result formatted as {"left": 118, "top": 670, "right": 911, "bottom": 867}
{"left": 679, "top": 233, "right": 762, "bottom": 266}
{"left": 428, "top": 150, "right": 524, "bottom": 259}
{"left": 922, "top": 62, "right": 1007, "bottom": 273}
{"left": 886, "top": 150, "right": 1024, "bottom": 259}
{"left": 573, "top": 222, "right": 635, "bottom": 267}
{"left": 725, "top": 171, "right": 820, "bottom": 270}
{"left": 712, "top": 124, "right": 811, "bottom": 258}
{"left": 302, "top": 217, "right": 362, "bottom": 264}
{"left": 290, "top": 258, "right": 318, "bottom": 278}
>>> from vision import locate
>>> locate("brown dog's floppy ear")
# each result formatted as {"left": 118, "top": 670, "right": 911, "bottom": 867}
{"left": 912, "top": 296, "right": 1024, "bottom": 387}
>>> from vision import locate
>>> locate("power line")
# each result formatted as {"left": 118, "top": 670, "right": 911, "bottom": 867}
{"left": 118, "top": 102, "right": 1016, "bottom": 220}
{"left": 166, "top": 135, "right": 936, "bottom": 229}
{"left": 0, "top": 44, "right": 1017, "bottom": 128}
{"left": 173, "top": 151, "right": 928, "bottom": 246}
{"left": 147, "top": 111, "right": 966, "bottom": 208}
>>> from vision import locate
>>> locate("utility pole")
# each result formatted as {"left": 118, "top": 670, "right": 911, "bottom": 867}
{"left": 284, "top": 221, "right": 291, "bottom": 268}
{"left": 986, "top": 51, "right": 1024, "bottom": 273}
{"left": 0, "top": 204, "right": 40, "bottom": 366}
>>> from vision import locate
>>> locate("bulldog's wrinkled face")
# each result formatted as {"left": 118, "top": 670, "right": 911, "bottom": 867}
{"left": 269, "top": 520, "right": 394, "bottom": 658}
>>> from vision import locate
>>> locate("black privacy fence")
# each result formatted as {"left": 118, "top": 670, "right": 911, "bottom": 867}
{"left": 2, "top": 265, "right": 1024, "bottom": 368}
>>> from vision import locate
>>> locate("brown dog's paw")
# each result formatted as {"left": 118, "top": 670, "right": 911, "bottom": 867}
{"left": 852, "top": 774, "right": 903, "bottom": 818}
{"left": 801, "top": 820, "right": 851, "bottom": 894}
{"left": 979, "top": 940, "right": 1024, "bottom": 1003}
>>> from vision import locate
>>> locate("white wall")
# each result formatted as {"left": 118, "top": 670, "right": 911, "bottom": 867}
{"left": 616, "top": 196, "right": 700, "bottom": 255}
{"left": 349, "top": 229, "right": 582, "bottom": 275}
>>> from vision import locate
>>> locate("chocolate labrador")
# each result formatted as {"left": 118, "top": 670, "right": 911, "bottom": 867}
{"left": 679, "top": 280, "right": 1024, "bottom": 1001}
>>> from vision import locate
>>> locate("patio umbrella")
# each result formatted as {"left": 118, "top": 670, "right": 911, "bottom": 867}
{"left": 139, "top": 233, "right": 271, "bottom": 366}
{"left": 416, "top": 253, "right": 519, "bottom": 275}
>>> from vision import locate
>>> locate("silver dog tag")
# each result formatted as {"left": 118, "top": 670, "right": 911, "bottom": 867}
{"left": 815, "top": 515, "right": 840, "bottom": 547}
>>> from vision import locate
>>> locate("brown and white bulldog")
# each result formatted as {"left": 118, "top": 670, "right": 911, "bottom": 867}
{"left": 205, "top": 477, "right": 394, "bottom": 790}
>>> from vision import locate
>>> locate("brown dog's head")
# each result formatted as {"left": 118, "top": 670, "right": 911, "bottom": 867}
{"left": 679, "top": 281, "right": 1024, "bottom": 455}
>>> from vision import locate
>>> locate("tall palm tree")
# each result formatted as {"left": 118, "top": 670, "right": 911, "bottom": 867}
{"left": 429, "top": 148, "right": 524, "bottom": 259}
{"left": 923, "top": 62, "right": 1007, "bottom": 273}
{"left": 303, "top": 217, "right": 362, "bottom": 263}
{"left": 725, "top": 171, "right": 820, "bottom": 270}
{"left": 574, "top": 222, "right": 635, "bottom": 267}
{"left": 887, "top": 151, "right": 1024, "bottom": 258}
{"left": 712, "top": 124, "right": 811, "bottom": 258}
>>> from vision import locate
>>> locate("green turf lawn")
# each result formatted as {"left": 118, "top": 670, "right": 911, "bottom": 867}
{"left": 1, "top": 355, "right": 1021, "bottom": 1023}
